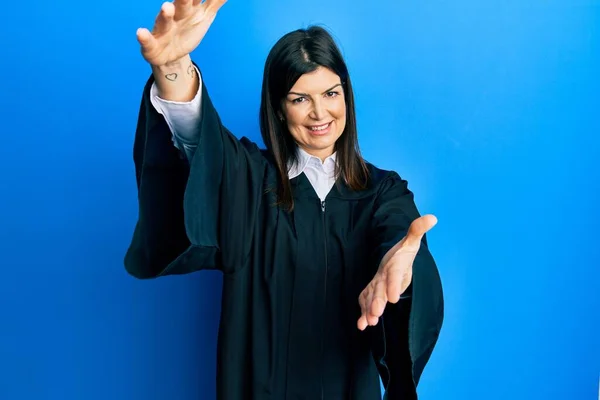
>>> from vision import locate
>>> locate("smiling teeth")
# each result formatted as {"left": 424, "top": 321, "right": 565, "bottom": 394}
{"left": 310, "top": 123, "right": 330, "bottom": 131}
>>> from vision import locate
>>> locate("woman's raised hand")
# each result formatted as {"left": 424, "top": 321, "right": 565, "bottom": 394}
{"left": 136, "top": 0, "right": 227, "bottom": 67}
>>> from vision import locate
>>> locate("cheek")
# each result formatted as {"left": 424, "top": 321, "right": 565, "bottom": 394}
{"left": 332, "top": 100, "right": 346, "bottom": 120}
{"left": 334, "top": 102, "right": 347, "bottom": 127}
{"left": 284, "top": 110, "right": 307, "bottom": 141}
{"left": 284, "top": 108, "right": 306, "bottom": 128}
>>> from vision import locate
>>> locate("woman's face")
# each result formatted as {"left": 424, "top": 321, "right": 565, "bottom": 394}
{"left": 281, "top": 67, "right": 346, "bottom": 161}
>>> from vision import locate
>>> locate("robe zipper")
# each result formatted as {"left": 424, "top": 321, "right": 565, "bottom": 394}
{"left": 320, "top": 199, "right": 328, "bottom": 400}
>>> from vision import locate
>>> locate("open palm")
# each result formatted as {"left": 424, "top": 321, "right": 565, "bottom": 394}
{"left": 357, "top": 214, "right": 438, "bottom": 331}
{"left": 136, "top": 0, "right": 227, "bottom": 67}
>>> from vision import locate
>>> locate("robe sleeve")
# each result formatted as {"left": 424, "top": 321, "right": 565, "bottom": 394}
{"left": 124, "top": 66, "right": 265, "bottom": 278}
{"left": 369, "top": 172, "right": 444, "bottom": 398}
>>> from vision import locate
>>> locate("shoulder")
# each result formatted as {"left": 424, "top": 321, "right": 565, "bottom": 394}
{"left": 365, "top": 162, "right": 408, "bottom": 194}
{"left": 235, "top": 136, "right": 280, "bottom": 179}
{"left": 237, "top": 136, "right": 263, "bottom": 156}
{"left": 363, "top": 162, "right": 419, "bottom": 219}
{"left": 225, "top": 134, "right": 271, "bottom": 166}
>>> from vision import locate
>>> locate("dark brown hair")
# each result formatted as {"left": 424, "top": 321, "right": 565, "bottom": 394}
{"left": 259, "top": 25, "right": 370, "bottom": 211}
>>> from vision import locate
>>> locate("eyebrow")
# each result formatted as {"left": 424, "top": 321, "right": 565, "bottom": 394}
{"left": 287, "top": 83, "right": 343, "bottom": 97}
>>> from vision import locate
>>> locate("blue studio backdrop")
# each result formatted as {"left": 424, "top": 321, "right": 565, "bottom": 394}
{"left": 1, "top": 0, "right": 599, "bottom": 399}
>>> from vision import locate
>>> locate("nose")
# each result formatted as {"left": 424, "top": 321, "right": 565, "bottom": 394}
{"left": 309, "top": 99, "right": 326, "bottom": 121}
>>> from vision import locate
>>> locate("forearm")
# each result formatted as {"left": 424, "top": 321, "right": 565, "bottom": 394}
{"left": 152, "top": 55, "right": 199, "bottom": 102}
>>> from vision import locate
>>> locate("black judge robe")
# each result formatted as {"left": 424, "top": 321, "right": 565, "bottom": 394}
{"left": 124, "top": 69, "right": 444, "bottom": 400}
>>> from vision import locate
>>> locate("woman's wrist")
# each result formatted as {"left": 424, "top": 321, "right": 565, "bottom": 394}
{"left": 151, "top": 55, "right": 199, "bottom": 102}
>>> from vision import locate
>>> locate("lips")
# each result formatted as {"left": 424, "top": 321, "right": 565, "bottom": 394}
{"left": 306, "top": 121, "right": 332, "bottom": 135}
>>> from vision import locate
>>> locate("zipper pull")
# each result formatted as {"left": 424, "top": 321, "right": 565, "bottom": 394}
{"left": 321, "top": 200, "right": 326, "bottom": 212}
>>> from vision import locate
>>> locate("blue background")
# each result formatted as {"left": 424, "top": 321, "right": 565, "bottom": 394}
{"left": 1, "top": 0, "right": 599, "bottom": 399}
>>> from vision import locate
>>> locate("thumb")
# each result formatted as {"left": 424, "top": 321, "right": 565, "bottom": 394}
{"left": 136, "top": 28, "right": 156, "bottom": 48}
{"left": 404, "top": 214, "right": 437, "bottom": 248}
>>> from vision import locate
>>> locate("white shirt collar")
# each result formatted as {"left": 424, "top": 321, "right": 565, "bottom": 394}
{"left": 288, "top": 146, "right": 337, "bottom": 179}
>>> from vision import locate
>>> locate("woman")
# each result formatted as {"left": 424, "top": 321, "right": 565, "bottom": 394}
{"left": 125, "top": 0, "right": 444, "bottom": 399}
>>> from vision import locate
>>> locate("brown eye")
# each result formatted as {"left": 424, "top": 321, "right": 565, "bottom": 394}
{"left": 292, "top": 97, "right": 306, "bottom": 104}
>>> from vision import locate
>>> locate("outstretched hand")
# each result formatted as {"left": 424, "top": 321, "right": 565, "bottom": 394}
{"left": 136, "top": 0, "right": 227, "bottom": 67}
{"left": 357, "top": 214, "right": 438, "bottom": 331}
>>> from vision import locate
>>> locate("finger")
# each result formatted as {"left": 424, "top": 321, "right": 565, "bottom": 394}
{"left": 136, "top": 28, "right": 158, "bottom": 53}
{"left": 203, "top": 0, "right": 228, "bottom": 12}
{"left": 369, "top": 278, "right": 387, "bottom": 320}
{"left": 357, "top": 314, "right": 369, "bottom": 331}
{"left": 402, "top": 267, "right": 413, "bottom": 296}
{"left": 357, "top": 290, "right": 369, "bottom": 331}
{"left": 404, "top": 214, "right": 438, "bottom": 248}
{"left": 365, "top": 287, "right": 379, "bottom": 326}
{"left": 386, "top": 261, "right": 412, "bottom": 303}
{"left": 173, "top": 0, "right": 193, "bottom": 20}
{"left": 153, "top": 2, "right": 176, "bottom": 36}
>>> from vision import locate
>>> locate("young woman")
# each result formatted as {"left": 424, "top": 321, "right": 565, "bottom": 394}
{"left": 125, "top": 1, "right": 444, "bottom": 398}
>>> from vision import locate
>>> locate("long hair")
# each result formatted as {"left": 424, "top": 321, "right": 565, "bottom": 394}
{"left": 259, "top": 25, "right": 370, "bottom": 211}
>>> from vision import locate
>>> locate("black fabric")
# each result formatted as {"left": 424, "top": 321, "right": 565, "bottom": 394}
{"left": 124, "top": 69, "right": 444, "bottom": 400}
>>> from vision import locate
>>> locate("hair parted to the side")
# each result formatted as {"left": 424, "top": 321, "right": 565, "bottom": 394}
{"left": 259, "top": 25, "right": 370, "bottom": 212}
